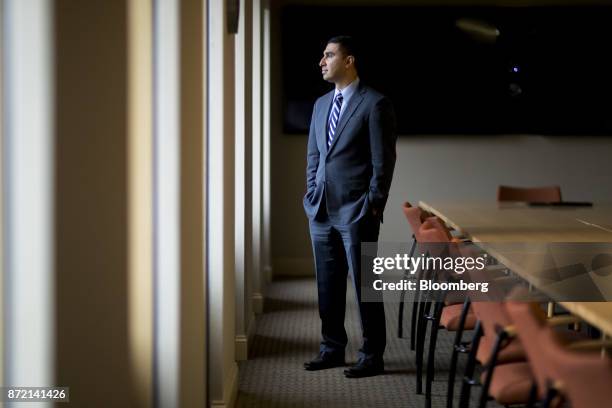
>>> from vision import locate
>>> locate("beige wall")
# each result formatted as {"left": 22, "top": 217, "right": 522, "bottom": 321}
{"left": 179, "top": 0, "right": 207, "bottom": 406}
{"left": 54, "top": 1, "right": 134, "bottom": 405}
{"left": 269, "top": 2, "right": 612, "bottom": 277}
{"left": 127, "top": 0, "right": 154, "bottom": 405}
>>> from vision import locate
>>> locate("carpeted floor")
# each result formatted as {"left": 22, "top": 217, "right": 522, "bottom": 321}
{"left": 236, "top": 277, "right": 506, "bottom": 408}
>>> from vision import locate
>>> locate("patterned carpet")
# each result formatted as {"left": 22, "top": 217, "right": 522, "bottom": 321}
{"left": 236, "top": 277, "right": 506, "bottom": 408}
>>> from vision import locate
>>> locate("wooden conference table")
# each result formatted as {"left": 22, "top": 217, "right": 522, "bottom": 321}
{"left": 418, "top": 200, "right": 612, "bottom": 337}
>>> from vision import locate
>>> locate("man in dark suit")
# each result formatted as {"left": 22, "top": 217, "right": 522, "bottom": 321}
{"left": 303, "top": 35, "right": 397, "bottom": 378}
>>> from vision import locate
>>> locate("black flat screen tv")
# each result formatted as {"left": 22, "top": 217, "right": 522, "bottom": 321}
{"left": 281, "top": 6, "right": 612, "bottom": 135}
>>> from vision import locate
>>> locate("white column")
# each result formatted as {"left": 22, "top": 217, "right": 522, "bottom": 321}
{"left": 251, "top": 0, "right": 264, "bottom": 313}
{"left": 262, "top": 0, "right": 272, "bottom": 283}
{"left": 3, "top": 0, "right": 54, "bottom": 403}
{"left": 208, "top": 0, "right": 238, "bottom": 405}
{"left": 0, "top": 0, "right": 5, "bottom": 388}
{"left": 153, "top": 0, "right": 181, "bottom": 406}
{"left": 234, "top": 0, "right": 247, "bottom": 361}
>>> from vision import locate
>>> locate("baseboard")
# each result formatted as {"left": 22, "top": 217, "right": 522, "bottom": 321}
{"left": 273, "top": 257, "right": 315, "bottom": 277}
{"left": 235, "top": 335, "right": 248, "bottom": 361}
{"left": 235, "top": 314, "right": 256, "bottom": 361}
{"left": 247, "top": 313, "right": 256, "bottom": 343}
{"left": 252, "top": 292, "right": 264, "bottom": 314}
{"left": 264, "top": 265, "right": 273, "bottom": 283}
{"left": 210, "top": 362, "right": 238, "bottom": 408}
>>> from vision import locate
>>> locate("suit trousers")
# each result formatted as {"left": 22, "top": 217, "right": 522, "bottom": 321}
{"left": 309, "top": 210, "right": 386, "bottom": 360}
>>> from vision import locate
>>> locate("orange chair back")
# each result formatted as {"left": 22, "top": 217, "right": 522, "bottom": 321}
{"left": 497, "top": 185, "right": 562, "bottom": 203}
{"left": 506, "top": 302, "right": 555, "bottom": 398}
{"left": 419, "top": 217, "right": 452, "bottom": 243}
{"left": 402, "top": 202, "right": 424, "bottom": 237}
{"left": 471, "top": 301, "right": 512, "bottom": 340}
{"left": 506, "top": 302, "right": 612, "bottom": 407}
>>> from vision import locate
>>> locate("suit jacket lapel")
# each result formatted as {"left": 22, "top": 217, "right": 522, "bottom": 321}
{"left": 327, "top": 85, "right": 366, "bottom": 154}
{"left": 318, "top": 91, "right": 334, "bottom": 154}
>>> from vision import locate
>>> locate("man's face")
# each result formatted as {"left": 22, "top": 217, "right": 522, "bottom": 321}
{"left": 319, "top": 42, "right": 348, "bottom": 83}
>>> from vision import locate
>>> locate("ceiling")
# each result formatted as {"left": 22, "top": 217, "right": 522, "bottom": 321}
{"left": 278, "top": 0, "right": 612, "bottom": 6}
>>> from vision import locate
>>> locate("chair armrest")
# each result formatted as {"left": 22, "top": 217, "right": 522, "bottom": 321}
{"left": 495, "top": 324, "right": 517, "bottom": 338}
{"left": 486, "top": 264, "right": 510, "bottom": 273}
{"left": 566, "top": 339, "right": 612, "bottom": 351}
{"left": 546, "top": 315, "right": 582, "bottom": 327}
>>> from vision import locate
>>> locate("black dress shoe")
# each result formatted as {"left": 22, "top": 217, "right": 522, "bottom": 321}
{"left": 343, "top": 357, "right": 384, "bottom": 378}
{"left": 304, "top": 352, "right": 345, "bottom": 371}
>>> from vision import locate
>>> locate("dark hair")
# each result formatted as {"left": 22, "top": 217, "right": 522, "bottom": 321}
{"left": 327, "top": 35, "right": 359, "bottom": 67}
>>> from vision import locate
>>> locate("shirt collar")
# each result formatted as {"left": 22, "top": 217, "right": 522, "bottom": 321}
{"left": 334, "top": 77, "right": 360, "bottom": 101}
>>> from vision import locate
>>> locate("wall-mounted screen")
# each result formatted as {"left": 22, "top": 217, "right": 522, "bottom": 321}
{"left": 281, "top": 6, "right": 612, "bottom": 135}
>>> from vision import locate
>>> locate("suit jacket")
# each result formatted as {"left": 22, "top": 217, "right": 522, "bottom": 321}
{"left": 303, "top": 82, "right": 397, "bottom": 225}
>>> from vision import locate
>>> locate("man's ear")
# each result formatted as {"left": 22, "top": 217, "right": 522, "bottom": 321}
{"left": 345, "top": 55, "right": 355, "bottom": 67}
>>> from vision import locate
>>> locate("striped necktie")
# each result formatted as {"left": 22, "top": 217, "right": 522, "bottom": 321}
{"left": 327, "top": 91, "right": 343, "bottom": 147}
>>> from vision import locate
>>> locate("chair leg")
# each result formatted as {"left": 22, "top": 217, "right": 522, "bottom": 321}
{"left": 410, "top": 297, "right": 418, "bottom": 349}
{"left": 409, "top": 240, "right": 421, "bottom": 350}
{"left": 526, "top": 381, "right": 538, "bottom": 408}
{"left": 542, "top": 384, "right": 559, "bottom": 408}
{"left": 477, "top": 329, "right": 509, "bottom": 408}
{"left": 458, "top": 321, "right": 483, "bottom": 408}
{"left": 398, "top": 237, "right": 416, "bottom": 338}
{"left": 416, "top": 299, "right": 431, "bottom": 395}
{"left": 398, "top": 289, "right": 405, "bottom": 338}
{"left": 425, "top": 301, "right": 444, "bottom": 408}
{"left": 447, "top": 298, "right": 471, "bottom": 408}
{"left": 414, "top": 262, "right": 432, "bottom": 394}
{"left": 410, "top": 267, "right": 422, "bottom": 350}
